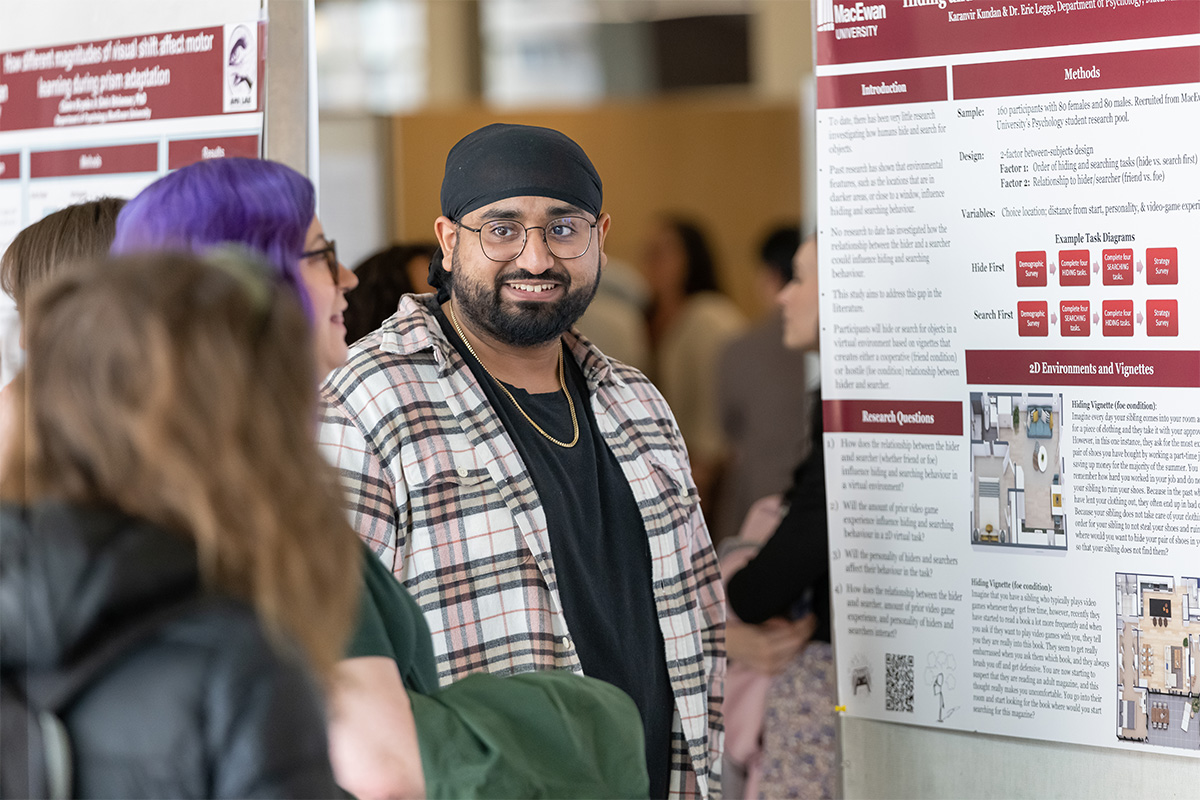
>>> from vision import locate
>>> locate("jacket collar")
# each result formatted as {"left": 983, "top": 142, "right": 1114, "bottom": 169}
{"left": 0, "top": 501, "right": 199, "bottom": 669}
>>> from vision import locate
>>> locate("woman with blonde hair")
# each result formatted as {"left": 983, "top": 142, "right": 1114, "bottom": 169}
{"left": 0, "top": 197, "right": 127, "bottom": 469}
{"left": 0, "top": 251, "right": 358, "bottom": 797}
{"left": 0, "top": 197, "right": 127, "bottom": 318}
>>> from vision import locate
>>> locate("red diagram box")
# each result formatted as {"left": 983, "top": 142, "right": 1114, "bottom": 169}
{"left": 1060, "top": 301, "right": 1090, "bottom": 337}
{"left": 1059, "top": 249, "right": 1091, "bottom": 287}
{"left": 1015, "top": 251, "right": 1047, "bottom": 287}
{"left": 1103, "top": 249, "right": 1134, "bottom": 285}
{"left": 1145, "top": 248, "right": 1178, "bottom": 285}
{"left": 1018, "top": 301, "right": 1049, "bottom": 336}
{"left": 0, "top": 153, "right": 18, "bottom": 180}
{"left": 1102, "top": 300, "right": 1135, "bottom": 336}
{"left": 1146, "top": 300, "right": 1178, "bottom": 337}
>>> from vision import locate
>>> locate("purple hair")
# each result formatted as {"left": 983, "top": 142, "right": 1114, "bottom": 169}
{"left": 111, "top": 157, "right": 315, "bottom": 318}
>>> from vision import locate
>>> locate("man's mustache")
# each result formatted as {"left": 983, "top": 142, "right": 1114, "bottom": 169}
{"left": 495, "top": 268, "right": 572, "bottom": 288}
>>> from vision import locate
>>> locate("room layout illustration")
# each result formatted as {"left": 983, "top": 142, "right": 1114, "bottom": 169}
{"left": 1116, "top": 573, "right": 1200, "bottom": 750}
{"left": 968, "top": 391, "right": 1065, "bottom": 549}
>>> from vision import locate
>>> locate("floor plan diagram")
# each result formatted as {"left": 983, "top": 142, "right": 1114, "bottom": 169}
{"left": 1116, "top": 573, "right": 1200, "bottom": 750}
{"left": 969, "top": 391, "right": 1066, "bottom": 549}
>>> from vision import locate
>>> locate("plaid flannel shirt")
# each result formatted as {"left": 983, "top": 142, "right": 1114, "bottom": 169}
{"left": 319, "top": 294, "right": 725, "bottom": 799}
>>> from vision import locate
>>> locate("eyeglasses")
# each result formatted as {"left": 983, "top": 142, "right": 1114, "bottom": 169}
{"left": 302, "top": 240, "right": 339, "bottom": 286}
{"left": 457, "top": 217, "right": 596, "bottom": 262}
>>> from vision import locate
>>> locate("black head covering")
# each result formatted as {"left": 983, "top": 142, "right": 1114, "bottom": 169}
{"left": 429, "top": 123, "right": 603, "bottom": 302}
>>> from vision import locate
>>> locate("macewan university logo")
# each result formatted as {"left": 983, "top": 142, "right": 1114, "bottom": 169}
{"left": 817, "top": 1, "right": 889, "bottom": 39}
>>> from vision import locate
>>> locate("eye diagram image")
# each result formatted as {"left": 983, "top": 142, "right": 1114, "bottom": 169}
{"left": 223, "top": 23, "right": 257, "bottom": 112}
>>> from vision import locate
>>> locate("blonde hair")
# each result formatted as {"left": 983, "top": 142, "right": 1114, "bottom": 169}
{"left": 1, "top": 252, "right": 358, "bottom": 677}
{"left": 0, "top": 197, "right": 126, "bottom": 309}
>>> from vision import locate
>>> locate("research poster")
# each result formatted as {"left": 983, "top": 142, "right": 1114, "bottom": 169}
{"left": 816, "top": 0, "right": 1200, "bottom": 754}
{"left": 0, "top": 20, "right": 265, "bottom": 383}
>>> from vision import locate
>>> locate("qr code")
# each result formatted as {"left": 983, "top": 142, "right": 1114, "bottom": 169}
{"left": 885, "top": 653, "right": 914, "bottom": 712}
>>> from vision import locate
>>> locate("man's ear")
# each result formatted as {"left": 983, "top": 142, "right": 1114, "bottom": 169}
{"left": 595, "top": 212, "right": 611, "bottom": 269}
{"left": 595, "top": 212, "right": 611, "bottom": 246}
{"left": 434, "top": 216, "right": 458, "bottom": 270}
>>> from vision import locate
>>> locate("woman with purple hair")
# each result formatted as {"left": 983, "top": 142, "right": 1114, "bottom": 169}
{"left": 111, "top": 157, "right": 354, "bottom": 377}
{"left": 113, "top": 157, "right": 647, "bottom": 800}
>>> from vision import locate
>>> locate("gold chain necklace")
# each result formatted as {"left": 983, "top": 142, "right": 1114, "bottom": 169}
{"left": 448, "top": 301, "right": 579, "bottom": 448}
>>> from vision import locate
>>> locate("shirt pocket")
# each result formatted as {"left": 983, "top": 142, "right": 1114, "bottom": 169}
{"left": 642, "top": 447, "right": 700, "bottom": 530}
{"left": 399, "top": 438, "right": 531, "bottom": 593}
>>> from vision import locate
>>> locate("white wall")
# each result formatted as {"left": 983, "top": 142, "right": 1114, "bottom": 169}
{"left": 316, "top": 114, "right": 390, "bottom": 269}
{"left": 840, "top": 716, "right": 1187, "bottom": 799}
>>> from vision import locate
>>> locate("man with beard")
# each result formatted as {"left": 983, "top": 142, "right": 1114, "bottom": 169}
{"left": 319, "top": 124, "right": 724, "bottom": 799}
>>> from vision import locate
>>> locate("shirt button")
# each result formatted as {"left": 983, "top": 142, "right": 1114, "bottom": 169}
{"left": 562, "top": 636, "right": 572, "bottom": 650}
{"left": 456, "top": 465, "right": 469, "bottom": 478}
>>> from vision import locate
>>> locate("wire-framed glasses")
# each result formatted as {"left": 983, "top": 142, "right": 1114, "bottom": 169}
{"left": 457, "top": 217, "right": 596, "bottom": 262}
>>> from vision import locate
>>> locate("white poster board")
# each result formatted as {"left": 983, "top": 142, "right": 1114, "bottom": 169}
{"left": 816, "top": 0, "right": 1200, "bottom": 760}
{"left": 0, "top": 1, "right": 272, "bottom": 385}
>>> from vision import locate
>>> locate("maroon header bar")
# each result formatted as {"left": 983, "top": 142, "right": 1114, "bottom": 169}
{"left": 823, "top": 399, "right": 962, "bottom": 436}
{"left": 0, "top": 153, "right": 18, "bottom": 180}
{"left": 31, "top": 143, "right": 157, "bottom": 178}
{"left": 954, "top": 46, "right": 1200, "bottom": 101}
{"left": 966, "top": 350, "right": 1200, "bottom": 387}
{"left": 168, "top": 134, "right": 259, "bottom": 169}
{"left": 818, "top": 66, "right": 947, "bottom": 109}
{"left": 1, "top": 25, "right": 264, "bottom": 132}
{"left": 817, "top": 1, "right": 1197, "bottom": 66}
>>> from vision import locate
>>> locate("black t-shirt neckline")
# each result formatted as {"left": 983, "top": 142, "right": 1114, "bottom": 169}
{"left": 434, "top": 306, "right": 675, "bottom": 798}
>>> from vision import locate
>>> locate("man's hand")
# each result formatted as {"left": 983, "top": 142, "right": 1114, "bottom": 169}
{"left": 725, "top": 613, "right": 817, "bottom": 676}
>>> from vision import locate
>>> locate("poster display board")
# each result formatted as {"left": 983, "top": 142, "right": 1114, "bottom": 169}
{"left": 816, "top": 0, "right": 1200, "bottom": 755}
{"left": 0, "top": 19, "right": 265, "bottom": 383}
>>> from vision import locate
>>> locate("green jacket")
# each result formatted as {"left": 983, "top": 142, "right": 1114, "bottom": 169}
{"left": 349, "top": 543, "right": 649, "bottom": 799}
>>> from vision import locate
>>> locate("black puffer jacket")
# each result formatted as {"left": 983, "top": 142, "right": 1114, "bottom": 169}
{"left": 0, "top": 501, "right": 341, "bottom": 798}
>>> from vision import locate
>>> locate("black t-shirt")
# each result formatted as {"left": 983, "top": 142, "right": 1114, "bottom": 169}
{"left": 435, "top": 308, "right": 675, "bottom": 798}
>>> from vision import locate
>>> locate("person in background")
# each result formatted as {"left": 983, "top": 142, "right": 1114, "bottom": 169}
{"left": 0, "top": 251, "right": 356, "bottom": 797}
{"left": 113, "top": 156, "right": 648, "bottom": 800}
{"left": 713, "top": 225, "right": 815, "bottom": 546}
{"left": 0, "top": 197, "right": 128, "bottom": 474}
{"left": 320, "top": 124, "right": 724, "bottom": 799}
{"left": 725, "top": 235, "right": 836, "bottom": 799}
{"left": 343, "top": 242, "right": 439, "bottom": 344}
{"left": 576, "top": 255, "right": 652, "bottom": 373}
{"left": 641, "top": 216, "right": 746, "bottom": 512}
{"left": 0, "top": 197, "right": 127, "bottom": 326}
